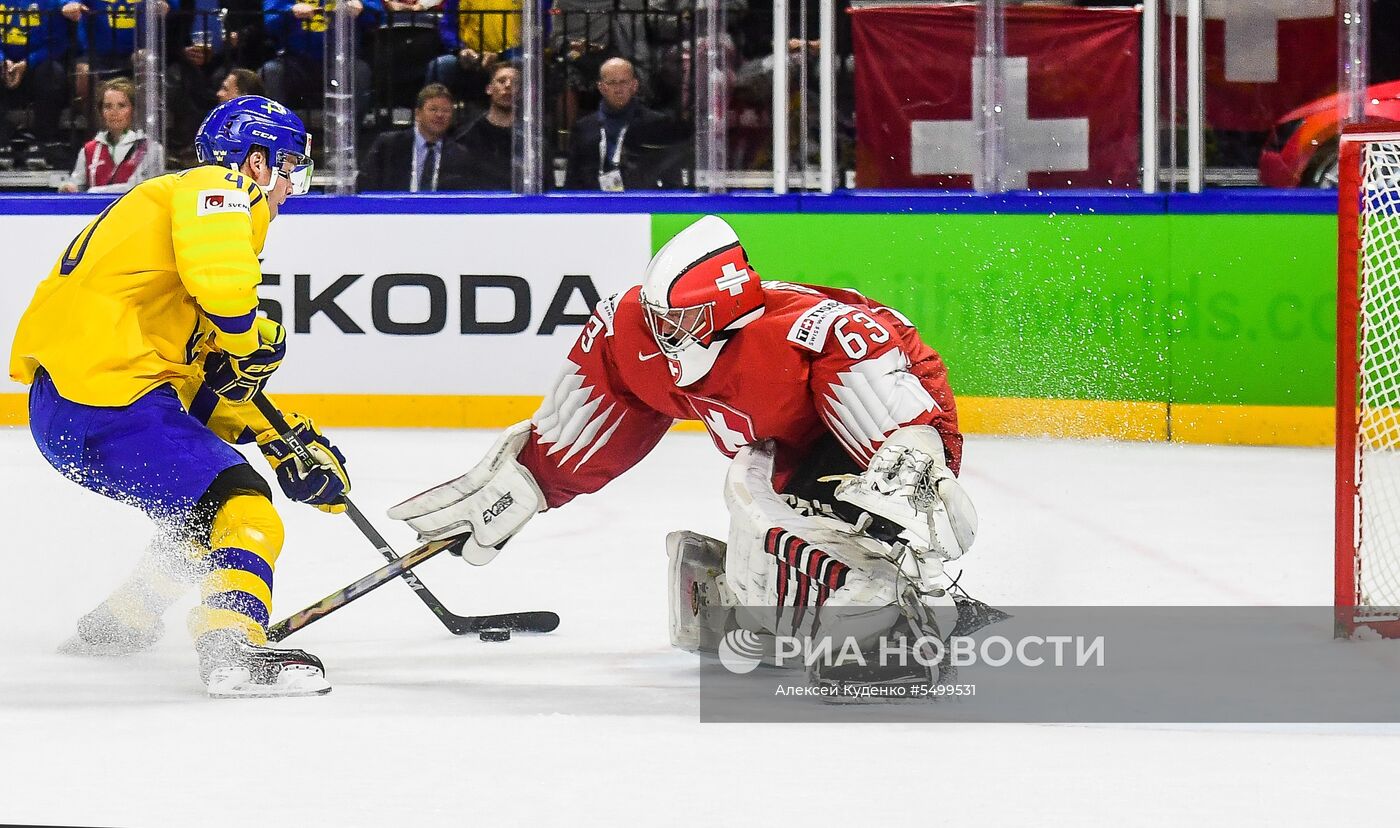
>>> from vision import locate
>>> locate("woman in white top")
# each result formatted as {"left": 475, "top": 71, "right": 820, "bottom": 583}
{"left": 58, "top": 78, "right": 164, "bottom": 194}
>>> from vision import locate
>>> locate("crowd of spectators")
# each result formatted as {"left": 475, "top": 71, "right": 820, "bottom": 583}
{"left": 3, "top": 0, "right": 1395, "bottom": 191}
{"left": 0, "top": 0, "right": 740, "bottom": 189}
{"left": 0, "top": 0, "right": 744, "bottom": 190}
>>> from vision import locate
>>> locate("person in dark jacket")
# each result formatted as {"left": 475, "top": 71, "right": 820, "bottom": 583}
{"left": 452, "top": 61, "right": 515, "bottom": 190}
{"left": 358, "top": 83, "right": 472, "bottom": 191}
{"left": 261, "top": 0, "right": 377, "bottom": 114}
{"left": 563, "top": 56, "right": 686, "bottom": 191}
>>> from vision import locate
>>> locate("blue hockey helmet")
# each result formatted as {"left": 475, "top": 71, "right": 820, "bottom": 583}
{"left": 195, "top": 96, "right": 314, "bottom": 195}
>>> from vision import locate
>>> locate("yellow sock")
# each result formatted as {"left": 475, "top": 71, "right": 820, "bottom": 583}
{"left": 186, "top": 494, "right": 284, "bottom": 647}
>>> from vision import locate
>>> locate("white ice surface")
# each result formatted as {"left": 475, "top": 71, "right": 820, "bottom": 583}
{"left": 0, "top": 428, "right": 1392, "bottom": 827}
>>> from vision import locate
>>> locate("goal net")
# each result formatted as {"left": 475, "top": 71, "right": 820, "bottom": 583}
{"left": 1337, "top": 132, "right": 1400, "bottom": 638}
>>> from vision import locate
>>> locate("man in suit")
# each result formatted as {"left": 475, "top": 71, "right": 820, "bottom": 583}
{"left": 358, "top": 83, "right": 472, "bottom": 192}
{"left": 563, "top": 57, "right": 686, "bottom": 191}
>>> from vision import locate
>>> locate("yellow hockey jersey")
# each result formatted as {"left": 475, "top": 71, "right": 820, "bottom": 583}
{"left": 9, "top": 165, "right": 272, "bottom": 409}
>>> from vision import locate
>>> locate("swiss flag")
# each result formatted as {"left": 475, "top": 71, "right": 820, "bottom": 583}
{"left": 851, "top": 5, "right": 1141, "bottom": 189}
{"left": 1166, "top": 1, "right": 1337, "bottom": 133}
{"left": 687, "top": 396, "right": 757, "bottom": 457}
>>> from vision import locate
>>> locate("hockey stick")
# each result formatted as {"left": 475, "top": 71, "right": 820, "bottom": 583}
{"left": 268, "top": 536, "right": 463, "bottom": 641}
{"left": 268, "top": 536, "right": 560, "bottom": 641}
{"left": 253, "top": 394, "right": 560, "bottom": 637}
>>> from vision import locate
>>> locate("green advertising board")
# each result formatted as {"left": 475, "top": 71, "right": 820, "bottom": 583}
{"left": 653, "top": 210, "right": 1337, "bottom": 445}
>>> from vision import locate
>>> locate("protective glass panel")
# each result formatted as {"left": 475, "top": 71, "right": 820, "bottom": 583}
{"left": 782, "top": 0, "right": 845, "bottom": 191}
{"left": 78, "top": 0, "right": 149, "bottom": 189}
{"left": 848, "top": 0, "right": 1146, "bottom": 192}
{"left": 0, "top": 0, "right": 161, "bottom": 191}
{"left": 356, "top": 2, "right": 525, "bottom": 193}
{"left": 1165, "top": 0, "right": 1343, "bottom": 190}
{"left": 1001, "top": 0, "right": 1142, "bottom": 190}
{"left": 849, "top": 0, "right": 984, "bottom": 190}
{"left": 544, "top": 0, "right": 695, "bottom": 192}
{"left": 722, "top": 0, "right": 773, "bottom": 190}
{"left": 163, "top": 3, "right": 229, "bottom": 168}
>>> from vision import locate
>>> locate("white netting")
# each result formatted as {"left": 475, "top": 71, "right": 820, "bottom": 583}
{"left": 1355, "top": 139, "right": 1400, "bottom": 612}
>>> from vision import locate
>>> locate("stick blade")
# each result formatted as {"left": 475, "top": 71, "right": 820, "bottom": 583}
{"left": 449, "top": 611, "right": 560, "bottom": 635}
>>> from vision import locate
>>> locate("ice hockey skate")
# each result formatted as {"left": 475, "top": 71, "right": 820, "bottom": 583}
{"left": 58, "top": 605, "right": 165, "bottom": 657}
{"left": 196, "top": 630, "right": 331, "bottom": 699}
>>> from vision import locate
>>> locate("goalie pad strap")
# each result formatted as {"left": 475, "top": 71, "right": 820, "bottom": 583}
{"left": 766, "top": 527, "right": 851, "bottom": 610}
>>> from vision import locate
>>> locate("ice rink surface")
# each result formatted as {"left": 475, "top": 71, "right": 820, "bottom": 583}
{"left": 0, "top": 426, "right": 1393, "bottom": 827}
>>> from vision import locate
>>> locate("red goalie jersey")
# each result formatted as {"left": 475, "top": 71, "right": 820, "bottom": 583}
{"left": 516, "top": 279, "right": 962, "bottom": 510}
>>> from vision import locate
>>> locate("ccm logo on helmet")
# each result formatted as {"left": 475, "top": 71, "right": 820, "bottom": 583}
{"left": 482, "top": 492, "right": 514, "bottom": 524}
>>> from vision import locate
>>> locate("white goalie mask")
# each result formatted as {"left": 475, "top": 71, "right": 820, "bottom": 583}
{"left": 639, "top": 215, "right": 766, "bottom": 387}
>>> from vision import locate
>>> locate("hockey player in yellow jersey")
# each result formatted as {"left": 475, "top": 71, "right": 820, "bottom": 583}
{"left": 9, "top": 96, "right": 351, "bottom": 698}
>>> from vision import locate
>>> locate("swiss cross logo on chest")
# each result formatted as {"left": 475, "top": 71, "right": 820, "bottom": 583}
{"left": 687, "top": 396, "right": 757, "bottom": 456}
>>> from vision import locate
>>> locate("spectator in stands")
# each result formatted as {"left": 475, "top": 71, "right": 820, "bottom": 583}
{"left": 216, "top": 68, "right": 265, "bottom": 103}
{"left": 66, "top": 0, "right": 168, "bottom": 121}
{"left": 424, "top": 0, "right": 520, "bottom": 112}
{"left": 564, "top": 56, "right": 683, "bottom": 190}
{"left": 261, "top": 0, "right": 378, "bottom": 115}
{"left": 358, "top": 82, "right": 471, "bottom": 191}
{"left": 57, "top": 77, "right": 162, "bottom": 193}
{"left": 167, "top": 0, "right": 232, "bottom": 166}
{"left": 551, "top": 0, "right": 650, "bottom": 78}
{"left": 550, "top": 0, "right": 657, "bottom": 128}
{"left": 223, "top": 0, "right": 270, "bottom": 71}
{"left": 452, "top": 60, "right": 515, "bottom": 190}
{"left": 0, "top": 0, "right": 67, "bottom": 170}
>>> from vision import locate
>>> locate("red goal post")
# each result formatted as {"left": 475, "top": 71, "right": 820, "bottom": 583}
{"left": 1337, "top": 131, "right": 1400, "bottom": 638}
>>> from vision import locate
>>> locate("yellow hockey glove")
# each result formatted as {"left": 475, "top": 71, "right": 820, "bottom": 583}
{"left": 204, "top": 317, "right": 286, "bottom": 403}
{"left": 256, "top": 413, "right": 351, "bottom": 514}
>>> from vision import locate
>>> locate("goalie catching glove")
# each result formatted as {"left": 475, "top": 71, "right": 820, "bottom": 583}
{"left": 827, "top": 425, "right": 978, "bottom": 562}
{"left": 255, "top": 413, "right": 351, "bottom": 513}
{"left": 386, "top": 421, "right": 544, "bottom": 557}
{"left": 204, "top": 317, "right": 287, "bottom": 403}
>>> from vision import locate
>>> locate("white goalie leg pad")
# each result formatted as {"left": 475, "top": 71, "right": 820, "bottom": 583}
{"left": 831, "top": 425, "right": 979, "bottom": 561}
{"left": 725, "top": 442, "right": 925, "bottom": 649}
{"left": 387, "top": 421, "right": 545, "bottom": 551}
{"left": 667, "top": 531, "right": 738, "bottom": 654}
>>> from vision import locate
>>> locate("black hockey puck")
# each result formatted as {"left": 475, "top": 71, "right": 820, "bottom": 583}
{"left": 479, "top": 628, "right": 511, "bottom": 642}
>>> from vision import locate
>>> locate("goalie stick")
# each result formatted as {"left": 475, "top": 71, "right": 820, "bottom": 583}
{"left": 267, "top": 535, "right": 561, "bottom": 641}
{"left": 253, "top": 394, "right": 559, "bottom": 637}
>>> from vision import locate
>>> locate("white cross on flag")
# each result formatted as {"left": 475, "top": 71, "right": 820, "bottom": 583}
{"left": 911, "top": 57, "right": 1089, "bottom": 189}
{"left": 851, "top": 4, "right": 1141, "bottom": 189}
{"left": 1167, "top": 1, "right": 1336, "bottom": 132}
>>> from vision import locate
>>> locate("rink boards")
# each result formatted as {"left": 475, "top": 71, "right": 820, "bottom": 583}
{"left": 0, "top": 191, "right": 1338, "bottom": 446}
